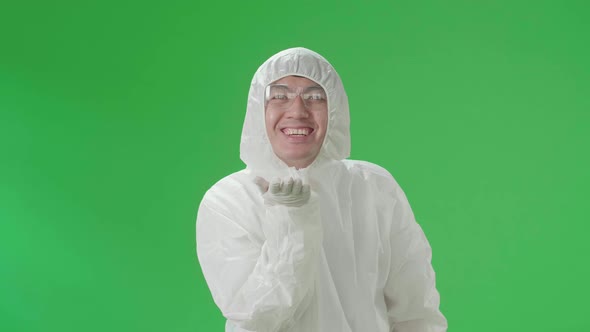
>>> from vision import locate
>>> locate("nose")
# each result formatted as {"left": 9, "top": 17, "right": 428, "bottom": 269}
{"left": 286, "top": 95, "right": 309, "bottom": 118}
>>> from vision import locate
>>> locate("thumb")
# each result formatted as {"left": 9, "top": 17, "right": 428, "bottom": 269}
{"left": 254, "top": 176, "right": 269, "bottom": 193}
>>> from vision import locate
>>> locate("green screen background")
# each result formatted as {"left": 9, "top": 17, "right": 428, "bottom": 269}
{"left": 1, "top": 1, "right": 588, "bottom": 331}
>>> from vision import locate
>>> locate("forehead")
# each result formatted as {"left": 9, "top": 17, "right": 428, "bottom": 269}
{"left": 271, "top": 75, "right": 320, "bottom": 88}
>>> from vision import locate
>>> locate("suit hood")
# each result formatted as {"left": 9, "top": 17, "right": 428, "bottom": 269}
{"left": 240, "top": 47, "right": 350, "bottom": 174}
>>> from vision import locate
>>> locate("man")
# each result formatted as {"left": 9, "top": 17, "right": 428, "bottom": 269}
{"left": 196, "top": 47, "right": 447, "bottom": 332}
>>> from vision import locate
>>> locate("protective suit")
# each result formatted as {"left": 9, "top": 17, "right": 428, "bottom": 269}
{"left": 196, "top": 47, "right": 447, "bottom": 332}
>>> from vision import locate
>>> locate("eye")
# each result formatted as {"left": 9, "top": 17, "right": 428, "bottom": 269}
{"left": 271, "top": 93, "right": 288, "bottom": 100}
{"left": 267, "top": 86, "right": 291, "bottom": 102}
{"left": 303, "top": 93, "right": 326, "bottom": 101}
{"left": 312, "top": 94, "right": 325, "bottom": 100}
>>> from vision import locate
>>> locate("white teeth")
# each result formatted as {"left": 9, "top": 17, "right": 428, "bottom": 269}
{"left": 283, "top": 128, "right": 310, "bottom": 136}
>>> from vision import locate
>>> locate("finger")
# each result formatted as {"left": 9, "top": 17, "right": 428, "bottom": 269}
{"left": 254, "top": 176, "right": 269, "bottom": 193}
{"left": 282, "top": 177, "right": 294, "bottom": 194}
{"left": 292, "top": 178, "right": 302, "bottom": 195}
{"left": 270, "top": 177, "right": 282, "bottom": 194}
{"left": 301, "top": 183, "right": 310, "bottom": 194}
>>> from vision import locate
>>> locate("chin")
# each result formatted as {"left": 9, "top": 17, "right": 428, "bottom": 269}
{"left": 282, "top": 154, "right": 310, "bottom": 164}
{"left": 281, "top": 149, "right": 312, "bottom": 160}
{"left": 281, "top": 152, "right": 318, "bottom": 167}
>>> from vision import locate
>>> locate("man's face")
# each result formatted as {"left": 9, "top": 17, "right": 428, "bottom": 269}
{"left": 265, "top": 76, "right": 328, "bottom": 169}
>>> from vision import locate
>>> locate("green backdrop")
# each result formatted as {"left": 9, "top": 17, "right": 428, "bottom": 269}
{"left": 1, "top": 1, "right": 588, "bottom": 331}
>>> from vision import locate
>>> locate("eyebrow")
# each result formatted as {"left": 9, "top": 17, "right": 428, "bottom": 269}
{"left": 268, "top": 84, "right": 324, "bottom": 93}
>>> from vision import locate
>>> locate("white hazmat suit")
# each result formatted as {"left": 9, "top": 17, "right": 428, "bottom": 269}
{"left": 196, "top": 47, "right": 447, "bottom": 332}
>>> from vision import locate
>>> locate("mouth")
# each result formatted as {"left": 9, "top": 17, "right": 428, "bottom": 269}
{"left": 281, "top": 127, "right": 314, "bottom": 136}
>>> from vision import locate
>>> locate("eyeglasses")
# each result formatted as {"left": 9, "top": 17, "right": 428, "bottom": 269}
{"left": 265, "top": 84, "right": 327, "bottom": 110}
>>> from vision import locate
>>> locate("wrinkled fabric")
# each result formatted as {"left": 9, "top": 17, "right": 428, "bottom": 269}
{"left": 196, "top": 47, "right": 447, "bottom": 332}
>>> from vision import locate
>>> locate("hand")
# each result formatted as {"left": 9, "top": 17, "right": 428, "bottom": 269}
{"left": 255, "top": 176, "right": 311, "bottom": 207}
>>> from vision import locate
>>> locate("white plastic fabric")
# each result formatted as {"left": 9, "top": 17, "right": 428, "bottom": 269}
{"left": 196, "top": 47, "right": 447, "bottom": 332}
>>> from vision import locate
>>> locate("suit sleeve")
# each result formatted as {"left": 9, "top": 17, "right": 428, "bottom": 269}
{"left": 384, "top": 186, "right": 448, "bottom": 332}
{"left": 196, "top": 189, "right": 322, "bottom": 332}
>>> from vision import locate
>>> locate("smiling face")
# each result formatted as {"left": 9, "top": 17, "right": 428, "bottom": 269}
{"left": 265, "top": 76, "right": 329, "bottom": 169}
